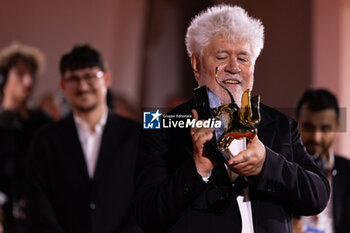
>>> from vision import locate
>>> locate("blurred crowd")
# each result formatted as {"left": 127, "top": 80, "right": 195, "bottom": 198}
{"left": 0, "top": 43, "right": 144, "bottom": 233}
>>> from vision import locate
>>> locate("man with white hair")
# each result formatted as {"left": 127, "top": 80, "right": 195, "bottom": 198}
{"left": 135, "top": 5, "right": 330, "bottom": 233}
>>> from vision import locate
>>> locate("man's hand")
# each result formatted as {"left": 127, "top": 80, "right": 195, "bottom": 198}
{"left": 191, "top": 109, "right": 215, "bottom": 178}
{"left": 226, "top": 135, "right": 266, "bottom": 176}
{"left": 292, "top": 218, "right": 303, "bottom": 233}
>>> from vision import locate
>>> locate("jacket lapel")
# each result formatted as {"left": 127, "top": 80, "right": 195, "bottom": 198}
{"left": 93, "top": 112, "right": 122, "bottom": 183}
{"left": 251, "top": 105, "right": 277, "bottom": 232}
{"left": 60, "top": 114, "right": 90, "bottom": 181}
{"left": 332, "top": 156, "right": 341, "bottom": 228}
{"left": 257, "top": 105, "right": 276, "bottom": 148}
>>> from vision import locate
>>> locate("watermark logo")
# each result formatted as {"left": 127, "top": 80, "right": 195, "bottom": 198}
{"left": 143, "top": 109, "right": 162, "bottom": 129}
{"left": 143, "top": 109, "right": 222, "bottom": 130}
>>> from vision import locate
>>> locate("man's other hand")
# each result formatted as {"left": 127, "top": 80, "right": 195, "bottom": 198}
{"left": 191, "top": 109, "right": 215, "bottom": 178}
{"left": 227, "top": 135, "right": 266, "bottom": 176}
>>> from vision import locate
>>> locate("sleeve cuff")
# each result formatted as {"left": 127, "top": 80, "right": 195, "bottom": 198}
{"left": 201, "top": 170, "right": 212, "bottom": 183}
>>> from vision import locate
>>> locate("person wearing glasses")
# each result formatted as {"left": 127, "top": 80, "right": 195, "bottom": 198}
{"left": 26, "top": 44, "right": 142, "bottom": 233}
{"left": 0, "top": 43, "right": 50, "bottom": 233}
{"left": 135, "top": 5, "right": 330, "bottom": 233}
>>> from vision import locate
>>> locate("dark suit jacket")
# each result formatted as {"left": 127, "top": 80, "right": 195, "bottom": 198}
{"left": 333, "top": 155, "right": 350, "bottom": 233}
{"left": 135, "top": 99, "right": 330, "bottom": 233}
{"left": 26, "top": 112, "right": 142, "bottom": 233}
{"left": 0, "top": 108, "right": 51, "bottom": 232}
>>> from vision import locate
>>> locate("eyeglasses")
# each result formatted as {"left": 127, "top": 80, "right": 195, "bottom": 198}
{"left": 63, "top": 71, "right": 104, "bottom": 88}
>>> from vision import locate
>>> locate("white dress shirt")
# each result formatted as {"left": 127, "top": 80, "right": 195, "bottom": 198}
{"left": 204, "top": 89, "right": 255, "bottom": 233}
{"left": 74, "top": 110, "right": 108, "bottom": 178}
{"left": 227, "top": 139, "right": 255, "bottom": 233}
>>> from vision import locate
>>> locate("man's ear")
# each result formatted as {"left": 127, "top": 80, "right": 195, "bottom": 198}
{"left": 335, "top": 120, "right": 341, "bottom": 132}
{"left": 103, "top": 71, "right": 112, "bottom": 88}
{"left": 191, "top": 54, "right": 200, "bottom": 81}
{"left": 59, "top": 79, "right": 65, "bottom": 91}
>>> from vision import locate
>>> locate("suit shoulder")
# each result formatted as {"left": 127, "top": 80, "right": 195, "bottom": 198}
{"left": 261, "top": 103, "right": 289, "bottom": 119}
{"left": 109, "top": 113, "right": 141, "bottom": 130}
{"left": 33, "top": 115, "right": 71, "bottom": 138}
{"left": 335, "top": 155, "right": 350, "bottom": 167}
{"left": 167, "top": 98, "right": 194, "bottom": 115}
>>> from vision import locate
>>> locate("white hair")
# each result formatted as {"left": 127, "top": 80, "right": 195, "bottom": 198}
{"left": 185, "top": 4, "right": 264, "bottom": 64}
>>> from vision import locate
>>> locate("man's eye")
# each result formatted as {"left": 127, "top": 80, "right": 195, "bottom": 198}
{"left": 301, "top": 123, "right": 314, "bottom": 132}
{"left": 68, "top": 77, "right": 79, "bottom": 82}
{"left": 217, "top": 56, "right": 227, "bottom": 60}
{"left": 15, "top": 70, "right": 25, "bottom": 77}
{"left": 321, "top": 125, "right": 332, "bottom": 133}
{"left": 83, "top": 74, "right": 94, "bottom": 81}
{"left": 238, "top": 57, "right": 248, "bottom": 62}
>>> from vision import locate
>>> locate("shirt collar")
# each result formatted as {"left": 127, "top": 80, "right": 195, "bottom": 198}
{"left": 73, "top": 108, "right": 108, "bottom": 134}
{"left": 323, "top": 149, "right": 335, "bottom": 170}
{"left": 207, "top": 88, "right": 221, "bottom": 108}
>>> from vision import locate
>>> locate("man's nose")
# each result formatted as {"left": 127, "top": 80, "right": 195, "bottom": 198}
{"left": 225, "top": 58, "right": 241, "bottom": 74}
{"left": 311, "top": 131, "right": 323, "bottom": 143}
{"left": 22, "top": 74, "right": 34, "bottom": 86}
{"left": 76, "top": 78, "right": 91, "bottom": 89}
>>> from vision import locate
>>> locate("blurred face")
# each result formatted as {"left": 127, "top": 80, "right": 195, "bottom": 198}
{"left": 60, "top": 67, "right": 111, "bottom": 113}
{"left": 297, "top": 104, "right": 339, "bottom": 157}
{"left": 192, "top": 34, "right": 255, "bottom": 105}
{"left": 3, "top": 62, "right": 35, "bottom": 103}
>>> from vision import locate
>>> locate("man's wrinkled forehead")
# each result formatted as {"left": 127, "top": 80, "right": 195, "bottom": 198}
{"left": 214, "top": 49, "right": 251, "bottom": 57}
{"left": 204, "top": 35, "right": 253, "bottom": 57}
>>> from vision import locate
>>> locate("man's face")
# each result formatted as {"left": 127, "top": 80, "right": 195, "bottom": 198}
{"left": 60, "top": 67, "right": 111, "bottom": 113}
{"left": 297, "top": 104, "right": 339, "bottom": 157}
{"left": 192, "top": 34, "right": 255, "bottom": 105}
{"left": 4, "top": 62, "right": 35, "bottom": 103}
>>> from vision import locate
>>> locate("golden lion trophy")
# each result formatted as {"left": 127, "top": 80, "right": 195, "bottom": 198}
{"left": 194, "top": 67, "right": 261, "bottom": 164}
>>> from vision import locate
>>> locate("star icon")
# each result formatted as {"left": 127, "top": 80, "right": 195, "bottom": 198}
{"left": 151, "top": 110, "right": 162, "bottom": 122}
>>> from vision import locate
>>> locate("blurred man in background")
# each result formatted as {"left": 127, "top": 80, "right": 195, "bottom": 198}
{"left": 294, "top": 89, "right": 350, "bottom": 233}
{"left": 0, "top": 43, "right": 50, "bottom": 233}
{"left": 26, "top": 44, "right": 142, "bottom": 233}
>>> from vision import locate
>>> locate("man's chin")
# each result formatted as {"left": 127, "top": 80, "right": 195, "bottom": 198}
{"left": 207, "top": 85, "right": 243, "bottom": 106}
{"left": 219, "top": 94, "right": 242, "bottom": 106}
{"left": 19, "top": 93, "right": 31, "bottom": 102}
{"left": 218, "top": 90, "right": 243, "bottom": 106}
{"left": 307, "top": 150, "right": 317, "bottom": 156}
{"left": 74, "top": 103, "right": 98, "bottom": 113}
{"left": 305, "top": 147, "right": 321, "bottom": 157}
